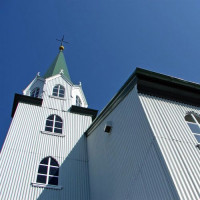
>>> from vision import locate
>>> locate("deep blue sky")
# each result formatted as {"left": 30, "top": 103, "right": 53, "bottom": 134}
{"left": 1, "top": 0, "right": 200, "bottom": 149}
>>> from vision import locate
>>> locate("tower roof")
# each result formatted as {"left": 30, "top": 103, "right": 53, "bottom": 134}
{"left": 43, "top": 51, "right": 71, "bottom": 81}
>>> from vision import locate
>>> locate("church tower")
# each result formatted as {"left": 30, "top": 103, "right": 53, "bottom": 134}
{"left": 0, "top": 44, "right": 97, "bottom": 199}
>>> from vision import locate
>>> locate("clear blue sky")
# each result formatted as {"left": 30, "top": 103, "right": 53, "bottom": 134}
{"left": 1, "top": 0, "right": 200, "bottom": 149}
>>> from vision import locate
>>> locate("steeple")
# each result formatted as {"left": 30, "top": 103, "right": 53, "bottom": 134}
{"left": 43, "top": 44, "right": 71, "bottom": 82}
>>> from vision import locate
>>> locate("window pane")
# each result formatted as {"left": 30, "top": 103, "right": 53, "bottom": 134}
{"left": 76, "top": 96, "right": 82, "bottom": 106}
{"left": 188, "top": 123, "right": 200, "bottom": 134}
{"left": 50, "top": 167, "right": 59, "bottom": 176}
{"left": 55, "top": 122, "right": 62, "bottom": 128}
{"left": 38, "top": 165, "right": 48, "bottom": 174}
{"left": 48, "top": 115, "right": 54, "bottom": 120}
{"left": 185, "top": 115, "right": 195, "bottom": 123}
{"left": 35, "top": 88, "right": 39, "bottom": 97}
{"left": 40, "top": 157, "right": 49, "bottom": 164}
{"left": 45, "top": 127, "right": 53, "bottom": 132}
{"left": 60, "top": 86, "right": 64, "bottom": 90}
{"left": 50, "top": 159, "right": 58, "bottom": 166}
{"left": 54, "top": 85, "right": 59, "bottom": 89}
{"left": 59, "top": 93, "right": 64, "bottom": 98}
{"left": 53, "top": 88, "right": 58, "bottom": 92}
{"left": 53, "top": 92, "right": 58, "bottom": 96}
{"left": 54, "top": 128, "right": 62, "bottom": 134}
{"left": 59, "top": 90, "right": 65, "bottom": 94}
{"left": 46, "top": 120, "right": 53, "bottom": 126}
{"left": 55, "top": 116, "right": 62, "bottom": 122}
{"left": 37, "top": 175, "right": 47, "bottom": 184}
{"left": 194, "top": 134, "right": 200, "bottom": 143}
{"left": 48, "top": 177, "right": 58, "bottom": 185}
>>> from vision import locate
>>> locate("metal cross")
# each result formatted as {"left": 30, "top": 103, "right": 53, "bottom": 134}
{"left": 56, "top": 35, "right": 69, "bottom": 46}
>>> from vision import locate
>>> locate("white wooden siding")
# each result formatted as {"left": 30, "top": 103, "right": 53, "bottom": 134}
{"left": 87, "top": 88, "right": 177, "bottom": 200}
{"left": 139, "top": 94, "right": 200, "bottom": 200}
{"left": 42, "top": 76, "right": 72, "bottom": 111}
{"left": 0, "top": 103, "right": 91, "bottom": 200}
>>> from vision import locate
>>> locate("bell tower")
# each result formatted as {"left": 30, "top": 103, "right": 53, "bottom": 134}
{"left": 0, "top": 43, "right": 97, "bottom": 199}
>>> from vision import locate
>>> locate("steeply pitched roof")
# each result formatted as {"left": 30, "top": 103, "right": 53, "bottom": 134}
{"left": 43, "top": 51, "right": 71, "bottom": 82}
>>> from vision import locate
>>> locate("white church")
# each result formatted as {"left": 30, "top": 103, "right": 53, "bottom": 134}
{"left": 1, "top": 44, "right": 200, "bottom": 200}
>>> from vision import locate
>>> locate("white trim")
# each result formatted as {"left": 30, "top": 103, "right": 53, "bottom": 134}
{"left": 45, "top": 74, "right": 73, "bottom": 86}
{"left": 40, "top": 131, "right": 65, "bottom": 137}
{"left": 31, "top": 182, "right": 63, "bottom": 190}
{"left": 49, "top": 95, "right": 66, "bottom": 100}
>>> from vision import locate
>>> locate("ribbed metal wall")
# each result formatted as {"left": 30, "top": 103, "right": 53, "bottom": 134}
{"left": 1, "top": 74, "right": 92, "bottom": 199}
{"left": 87, "top": 88, "right": 177, "bottom": 200}
{"left": 139, "top": 94, "right": 200, "bottom": 200}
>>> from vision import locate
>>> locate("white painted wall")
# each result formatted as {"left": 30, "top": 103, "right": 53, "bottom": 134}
{"left": 1, "top": 71, "right": 92, "bottom": 200}
{"left": 139, "top": 94, "right": 200, "bottom": 200}
{"left": 87, "top": 88, "right": 178, "bottom": 200}
{"left": 0, "top": 103, "right": 92, "bottom": 199}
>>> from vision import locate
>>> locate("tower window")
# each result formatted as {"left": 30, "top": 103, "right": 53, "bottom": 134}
{"left": 76, "top": 96, "right": 82, "bottom": 107}
{"left": 30, "top": 88, "right": 40, "bottom": 98}
{"left": 52, "top": 85, "right": 65, "bottom": 98}
{"left": 185, "top": 113, "right": 200, "bottom": 143}
{"left": 37, "top": 157, "right": 59, "bottom": 186}
{"left": 45, "top": 115, "right": 63, "bottom": 134}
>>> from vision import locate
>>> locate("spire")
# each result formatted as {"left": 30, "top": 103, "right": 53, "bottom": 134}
{"left": 43, "top": 46, "right": 71, "bottom": 82}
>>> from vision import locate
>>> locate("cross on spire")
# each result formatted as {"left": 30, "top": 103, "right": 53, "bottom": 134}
{"left": 56, "top": 35, "right": 69, "bottom": 51}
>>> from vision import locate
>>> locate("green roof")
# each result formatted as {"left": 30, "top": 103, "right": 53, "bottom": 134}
{"left": 44, "top": 51, "right": 71, "bottom": 81}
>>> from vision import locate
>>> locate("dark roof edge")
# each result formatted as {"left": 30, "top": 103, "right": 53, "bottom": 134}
{"left": 136, "top": 68, "right": 200, "bottom": 90}
{"left": 11, "top": 94, "right": 43, "bottom": 117}
{"left": 86, "top": 69, "right": 138, "bottom": 136}
{"left": 70, "top": 105, "right": 98, "bottom": 120}
{"left": 86, "top": 67, "right": 200, "bottom": 136}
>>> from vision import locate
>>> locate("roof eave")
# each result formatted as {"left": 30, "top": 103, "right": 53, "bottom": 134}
{"left": 86, "top": 67, "right": 200, "bottom": 136}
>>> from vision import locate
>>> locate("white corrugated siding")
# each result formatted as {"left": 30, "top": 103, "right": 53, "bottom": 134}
{"left": 139, "top": 94, "right": 200, "bottom": 200}
{"left": 87, "top": 88, "right": 177, "bottom": 200}
{"left": 42, "top": 76, "right": 73, "bottom": 111}
{"left": 0, "top": 103, "right": 91, "bottom": 200}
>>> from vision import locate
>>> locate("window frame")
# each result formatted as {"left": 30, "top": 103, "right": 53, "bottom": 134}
{"left": 52, "top": 84, "right": 65, "bottom": 98}
{"left": 36, "top": 157, "right": 59, "bottom": 186}
{"left": 31, "top": 157, "right": 62, "bottom": 190}
{"left": 76, "top": 95, "right": 82, "bottom": 107}
{"left": 30, "top": 87, "right": 40, "bottom": 98}
{"left": 44, "top": 114, "right": 63, "bottom": 135}
{"left": 185, "top": 113, "right": 200, "bottom": 143}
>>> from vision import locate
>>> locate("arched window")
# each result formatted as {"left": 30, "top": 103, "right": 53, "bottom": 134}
{"left": 76, "top": 95, "right": 82, "bottom": 107}
{"left": 30, "top": 87, "right": 40, "bottom": 98}
{"left": 36, "top": 157, "right": 59, "bottom": 186}
{"left": 45, "top": 115, "right": 63, "bottom": 134}
{"left": 52, "top": 85, "right": 65, "bottom": 98}
{"left": 185, "top": 113, "right": 200, "bottom": 143}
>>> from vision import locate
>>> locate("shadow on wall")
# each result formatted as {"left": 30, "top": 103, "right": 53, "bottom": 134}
{"left": 36, "top": 134, "right": 90, "bottom": 200}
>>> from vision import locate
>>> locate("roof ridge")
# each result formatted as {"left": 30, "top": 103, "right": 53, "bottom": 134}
{"left": 43, "top": 51, "right": 71, "bottom": 82}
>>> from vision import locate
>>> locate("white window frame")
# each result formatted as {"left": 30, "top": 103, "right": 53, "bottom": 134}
{"left": 185, "top": 113, "right": 200, "bottom": 144}
{"left": 52, "top": 84, "right": 65, "bottom": 98}
{"left": 45, "top": 114, "right": 63, "bottom": 134}
{"left": 31, "top": 157, "right": 62, "bottom": 190}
